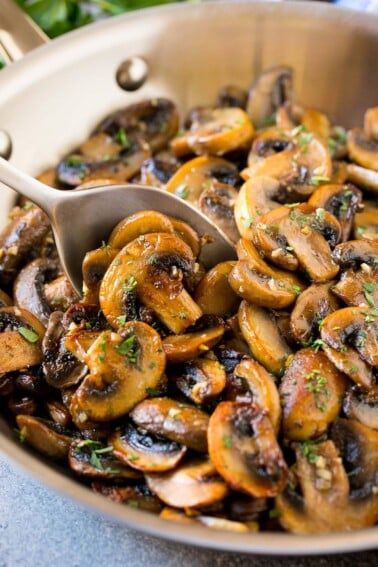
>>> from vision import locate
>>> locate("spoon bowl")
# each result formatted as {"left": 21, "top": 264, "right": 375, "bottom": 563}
{"left": 0, "top": 157, "right": 236, "bottom": 293}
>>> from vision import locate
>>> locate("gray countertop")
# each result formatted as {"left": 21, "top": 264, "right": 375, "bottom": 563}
{"left": 0, "top": 454, "right": 376, "bottom": 567}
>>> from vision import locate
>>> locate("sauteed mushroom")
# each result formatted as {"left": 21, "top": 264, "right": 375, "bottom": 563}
{"left": 16, "top": 415, "right": 73, "bottom": 460}
{"left": 198, "top": 181, "right": 240, "bottom": 243}
{"left": 69, "top": 439, "right": 142, "bottom": 479}
{"left": 347, "top": 107, "right": 378, "bottom": 171}
{"left": 246, "top": 66, "right": 293, "bottom": 128}
{"left": 169, "top": 356, "right": 226, "bottom": 405}
{"left": 343, "top": 385, "right": 378, "bottom": 430}
{"left": 208, "top": 401, "right": 288, "bottom": 497}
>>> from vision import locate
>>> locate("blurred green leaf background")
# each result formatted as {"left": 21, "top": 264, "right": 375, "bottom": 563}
{"left": 16, "top": 1, "right": 198, "bottom": 38}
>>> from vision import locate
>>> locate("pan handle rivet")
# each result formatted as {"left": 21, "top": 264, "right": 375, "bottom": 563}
{"left": 116, "top": 56, "right": 148, "bottom": 91}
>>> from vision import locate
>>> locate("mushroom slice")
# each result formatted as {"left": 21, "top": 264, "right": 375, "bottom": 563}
{"left": 44, "top": 274, "right": 79, "bottom": 312}
{"left": 45, "top": 400, "right": 72, "bottom": 428}
{"left": 208, "top": 401, "right": 288, "bottom": 498}
{"left": 165, "top": 155, "right": 240, "bottom": 206}
{"left": 42, "top": 311, "right": 87, "bottom": 388}
{"left": 108, "top": 210, "right": 175, "bottom": 249}
{"left": 16, "top": 415, "right": 73, "bottom": 460}
{"left": 229, "top": 239, "right": 305, "bottom": 309}
{"left": 110, "top": 421, "right": 186, "bottom": 472}
{"left": 100, "top": 232, "right": 202, "bottom": 334}
{"left": 0, "top": 307, "right": 45, "bottom": 374}
{"left": 198, "top": 181, "right": 240, "bottom": 243}
{"left": 145, "top": 457, "right": 228, "bottom": 509}
{"left": 162, "top": 325, "right": 224, "bottom": 364}
{"left": 92, "top": 482, "right": 163, "bottom": 512}
{"left": 82, "top": 246, "right": 119, "bottom": 305}
{"left": 332, "top": 267, "right": 378, "bottom": 308}
{"left": 276, "top": 440, "right": 378, "bottom": 534}
{"left": 68, "top": 439, "right": 142, "bottom": 479}
{"left": 331, "top": 418, "right": 378, "bottom": 500}
{"left": 279, "top": 348, "right": 348, "bottom": 441}
{"left": 238, "top": 301, "right": 292, "bottom": 376}
{"left": 347, "top": 107, "right": 378, "bottom": 171}
{"left": 246, "top": 66, "right": 293, "bottom": 128}
{"left": 217, "top": 84, "right": 248, "bottom": 109}
{"left": 253, "top": 204, "right": 340, "bottom": 281}
{"left": 0, "top": 206, "right": 50, "bottom": 288}
{"left": 354, "top": 206, "right": 378, "bottom": 241}
{"left": 79, "top": 132, "right": 123, "bottom": 161}
{"left": 320, "top": 307, "right": 377, "bottom": 389}
{"left": 130, "top": 397, "right": 209, "bottom": 452}
{"left": 290, "top": 282, "right": 341, "bottom": 346}
{"left": 96, "top": 98, "right": 179, "bottom": 153}
{"left": 13, "top": 258, "right": 60, "bottom": 326}
{"left": 343, "top": 385, "right": 378, "bottom": 430}
{"left": 241, "top": 137, "right": 332, "bottom": 202}
{"left": 247, "top": 130, "right": 294, "bottom": 167}
{"left": 301, "top": 109, "right": 331, "bottom": 140}
{"left": 184, "top": 108, "right": 254, "bottom": 156}
{"left": 170, "top": 356, "right": 226, "bottom": 405}
{"left": 226, "top": 359, "right": 281, "bottom": 434}
{"left": 194, "top": 261, "right": 239, "bottom": 316}
{"left": 234, "top": 176, "right": 282, "bottom": 240}
{"left": 308, "top": 184, "right": 363, "bottom": 242}
{"left": 332, "top": 239, "right": 378, "bottom": 268}
{"left": 70, "top": 322, "right": 166, "bottom": 423}
{"left": 346, "top": 163, "right": 378, "bottom": 195}
{"left": 140, "top": 154, "right": 181, "bottom": 189}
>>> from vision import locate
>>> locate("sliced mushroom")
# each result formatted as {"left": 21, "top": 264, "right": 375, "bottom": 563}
{"left": 217, "top": 85, "right": 248, "bottom": 109}
{"left": 0, "top": 206, "right": 50, "bottom": 287}
{"left": 246, "top": 66, "right": 293, "bottom": 128}
{"left": 252, "top": 204, "right": 341, "bottom": 281}
{"left": 301, "top": 108, "right": 331, "bottom": 140}
{"left": 145, "top": 457, "right": 228, "bottom": 509}
{"left": 162, "top": 324, "right": 224, "bottom": 363}
{"left": 13, "top": 258, "right": 60, "bottom": 326}
{"left": 276, "top": 440, "right": 378, "bottom": 533}
{"left": 82, "top": 246, "right": 119, "bottom": 305}
{"left": 100, "top": 232, "right": 202, "bottom": 334}
{"left": 308, "top": 184, "right": 363, "bottom": 242}
{"left": 198, "top": 181, "right": 240, "bottom": 243}
{"left": 92, "top": 482, "right": 163, "bottom": 512}
{"left": 346, "top": 163, "right": 378, "bottom": 195}
{"left": 0, "top": 307, "right": 45, "bottom": 374}
{"left": 225, "top": 358, "right": 281, "bottom": 434}
{"left": 343, "top": 385, "right": 378, "bottom": 430}
{"left": 331, "top": 418, "right": 378, "bottom": 500}
{"left": 140, "top": 154, "right": 181, "bottom": 188}
{"left": 16, "top": 415, "right": 73, "bottom": 460}
{"left": 44, "top": 274, "right": 80, "bottom": 312}
{"left": 110, "top": 421, "right": 186, "bottom": 472}
{"left": 279, "top": 348, "right": 348, "bottom": 440}
{"left": 194, "top": 261, "right": 239, "bottom": 316}
{"left": 169, "top": 356, "right": 226, "bottom": 405}
{"left": 165, "top": 155, "right": 240, "bottom": 206}
{"left": 68, "top": 439, "right": 142, "bottom": 479}
{"left": 95, "top": 98, "right": 179, "bottom": 153}
{"left": 42, "top": 311, "right": 87, "bottom": 388}
{"left": 238, "top": 301, "right": 292, "bottom": 376}
{"left": 108, "top": 210, "right": 175, "bottom": 249}
{"left": 45, "top": 400, "right": 72, "bottom": 428}
{"left": 130, "top": 397, "right": 209, "bottom": 452}
{"left": 320, "top": 307, "right": 377, "bottom": 389}
{"left": 229, "top": 238, "right": 305, "bottom": 309}
{"left": 70, "top": 322, "right": 166, "bottom": 423}
{"left": 208, "top": 401, "right": 288, "bottom": 498}
{"left": 347, "top": 106, "right": 378, "bottom": 171}
{"left": 332, "top": 239, "right": 378, "bottom": 268}
{"left": 353, "top": 205, "right": 378, "bottom": 241}
{"left": 7, "top": 396, "right": 37, "bottom": 416}
{"left": 247, "top": 130, "right": 294, "bottom": 168}
{"left": 290, "top": 282, "right": 341, "bottom": 346}
{"left": 332, "top": 266, "right": 378, "bottom": 308}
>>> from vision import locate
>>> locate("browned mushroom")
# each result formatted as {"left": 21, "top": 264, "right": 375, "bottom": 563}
{"left": 198, "top": 181, "right": 240, "bottom": 243}
{"left": 140, "top": 153, "right": 181, "bottom": 188}
{"left": 208, "top": 401, "right": 288, "bottom": 498}
{"left": 347, "top": 106, "right": 378, "bottom": 171}
{"left": 16, "top": 415, "right": 73, "bottom": 460}
{"left": 353, "top": 204, "right": 378, "bottom": 241}
{"left": 68, "top": 439, "right": 142, "bottom": 479}
{"left": 194, "top": 261, "right": 239, "bottom": 315}
{"left": 169, "top": 356, "right": 226, "bottom": 405}
{"left": 279, "top": 348, "right": 348, "bottom": 440}
{"left": 346, "top": 164, "right": 378, "bottom": 195}
{"left": 69, "top": 321, "right": 166, "bottom": 423}
{"left": 130, "top": 397, "right": 209, "bottom": 452}
{"left": 320, "top": 307, "right": 377, "bottom": 389}
{"left": 0, "top": 307, "right": 45, "bottom": 374}
{"left": 92, "top": 482, "right": 163, "bottom": 512}
{"left": 246, "top": 66, "right": 293, "bottom": 128}
{"left": 217, "top": 85, "right": 248, "bottom": 109}
{"left": 82, "top": 246, "right": 119, "bottom": 305}
{"left": 0, "top": 288, "right": 12, "bottom": 307}
{"left": 145, "top": 457, "right": 228, "bottom": 509}
{"left": 110, "top": 421, "right": 187, "bottom": 472}
{"left": 162, "top": 324, "right": 224, "bottom": 364}
{"left": 238, "top": 301, "right": 292, "bottom": 376}
{"left": 0, "top": 206, "right": 50, "bottom": 288}
{"left": 290, "top": 282, "right": 341, "bottom": 346}
{"left": 343, "top": 385, "right": 378, "bottom": 430}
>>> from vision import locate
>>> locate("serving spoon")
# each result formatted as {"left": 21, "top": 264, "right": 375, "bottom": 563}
{"left": 0, "top": 157, "right": 236, "bottom": 294}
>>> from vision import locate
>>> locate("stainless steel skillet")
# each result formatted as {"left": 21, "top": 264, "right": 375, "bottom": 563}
{"left": 0, "top": 0, "right": 377, "bottom": 555}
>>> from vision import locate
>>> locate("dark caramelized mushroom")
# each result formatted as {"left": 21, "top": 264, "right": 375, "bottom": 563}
{"left": 170, "top": 356, "right": 226, "bottom": 405}
{"left": 68, "top": 439, "right": 142, "bottom": 479}
{"left": 130, "top": 397, "right": 209, "bottom": 452}
{"left": 217, "top": 85, "right": 248, "bottom": 109}
{"left": 246, "top": 66, "right": 293, "bottom": 128}
{"left": 194, "top": 261, "right": 239, "bottom": 316}
{"left": 208, "top": 401, "right": 288, "bottom": 497}
{"left": 92, "top": 482, "right": 162, "bottom": 512}
{"left": 145, "top": 457, "right": 228, "bottom": 508}
{"left": 162, "top": 325, "right": 224, "bottom": 363}
{"left": 110, "top": 421, "right": 186, "bottom": 472}
{"left": 198, "top": 181, "right": 240, "bottom": 243}
{"left": 343, "top": 385, "right": 378, "bottom": 430}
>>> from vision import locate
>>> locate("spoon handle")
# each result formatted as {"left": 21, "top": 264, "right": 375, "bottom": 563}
{"left": 0, "top": 157, "right": 58, "bottom": 216}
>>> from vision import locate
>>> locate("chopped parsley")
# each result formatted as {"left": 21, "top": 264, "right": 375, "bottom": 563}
{"left": 115, "top": 334, "right": 139, "bottom": 365}
{"left": 18, "top": 326, "right": 39, "bottom": 343}
{"left": 175, "top": 184, "right": 189, "bottom": 200}
{"left": 116, "top": 127, "right": 131, "bottom": 149}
